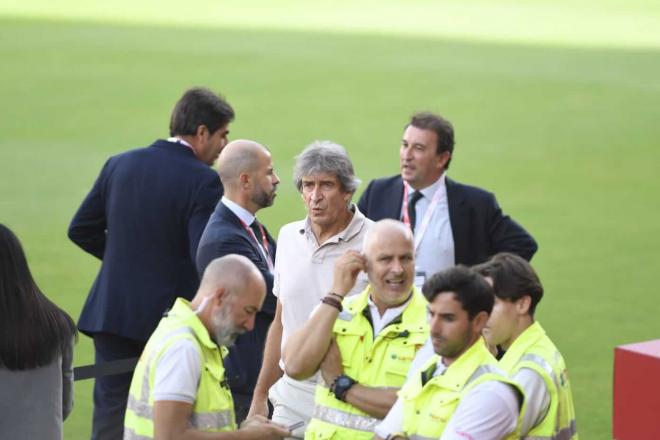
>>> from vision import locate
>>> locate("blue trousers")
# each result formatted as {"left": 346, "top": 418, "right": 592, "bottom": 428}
{"left": 91, "top": 333, "right": 145, "bottom": 440}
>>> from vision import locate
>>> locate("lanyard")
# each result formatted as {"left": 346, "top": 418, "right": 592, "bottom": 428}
{"left": 401, "top": 182, "right": 444, "bottom": 252}
{"left": 239, "top": 219, "right": 274, "bottom": 273}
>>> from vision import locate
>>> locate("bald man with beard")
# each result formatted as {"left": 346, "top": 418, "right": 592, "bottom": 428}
{"left": 124, "top": 255, "right": 290, "bottom": 439}
{"left": 196, "top": 140, "right": 281, "bottom": 423}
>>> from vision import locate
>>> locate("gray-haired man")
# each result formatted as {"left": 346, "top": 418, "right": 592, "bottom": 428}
{"left": 247, "top": 141, "right": 373, "bottom": 438}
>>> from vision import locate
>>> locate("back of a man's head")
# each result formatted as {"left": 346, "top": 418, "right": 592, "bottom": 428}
{"left": 474, "top": 252, "right": 544, "bottom": 316}
{"left": 217, "top": 140, "right": 268, "bottom": 188}
{"left": 423, "top": 265, "right": 494, "bottom": 319}
{"left": 199, "top": 254, "right": 263, "bottom": 299}
{"left": 169, "top": 87, "right": 235, "bottom": 137}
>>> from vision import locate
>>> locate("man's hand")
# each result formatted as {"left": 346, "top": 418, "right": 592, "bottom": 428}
{"left": 320, "top": 339, "right": 344, "bottom": 386}
{"left": 331, "top": 250, "right": 366, "bottom": 297}
{"left": 239, "top": 418, "right": 290, "bottom": 439}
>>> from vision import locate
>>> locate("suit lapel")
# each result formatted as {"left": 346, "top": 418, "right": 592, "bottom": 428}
{"left": 220, "top": 204, "right": 271, "bottom": 266}
{"left": 446, "top": 177, "right": 468, "bottom": 265}
{"left": 390, "top": 177, "right": 406, "bottom": 219}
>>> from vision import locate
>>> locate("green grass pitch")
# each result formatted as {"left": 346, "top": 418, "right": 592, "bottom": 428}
{"left": 1, "top": 2, "right": 660, "bottom": 438}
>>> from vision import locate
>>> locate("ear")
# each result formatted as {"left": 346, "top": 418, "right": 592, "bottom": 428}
{"left": 239, "top": 172, "right": 251, "bottom": 188}
{"left": 472, "top": 310, "right": 490, "bottom": 334}
{"left": 343, "top": 191, "right": 352, "bottom": 202}
{"left": 436, "top": 151, "right": 451, "bottom": 170}
{"left": 196, "top": 124, "right": 209, "bottom": 140}
{"left": 516, "top": 296, "right": 532, "bottom": 315}
{"left": 211, "top": 286, "right": 226, "bottom": 306}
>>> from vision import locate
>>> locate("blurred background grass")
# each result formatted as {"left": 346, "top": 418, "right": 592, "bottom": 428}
{"left": 1, "top": 2, "right": 659, "bottom": 438}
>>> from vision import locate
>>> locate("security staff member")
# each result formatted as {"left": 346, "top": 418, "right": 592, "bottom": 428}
{"left": 375, "top": 266, "right": 523, "bottom": 440}
{"left": 283, "top": 220, "right": 429, "bottom": 439}
{"left": 477, "top": 253, "right": 577, "bottom": 439}
{"left": 124, "top": 255, "right": 289, "bottom": 440}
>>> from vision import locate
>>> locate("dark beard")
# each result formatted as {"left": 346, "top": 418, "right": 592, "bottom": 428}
{"left": 252, "top": 189, "right": 274, "bottom": 208}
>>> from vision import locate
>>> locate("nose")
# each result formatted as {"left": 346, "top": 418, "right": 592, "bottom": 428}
{"left": 391, "top": 258, "right": 404, "bottom": 274}
{"left": 310, "top": 185, "right": 323, "bottom": 201}
{"left": 429, "top": 315, "right": 441, "bottom": 333}
{"left": 401, "top": 145, "right": 413, "bottom": 160}
{"left": 244, "top": 314, "right": 256, "bottom": 332}
{"left": 273, "top": 172, "right": 281, "bottom": 185}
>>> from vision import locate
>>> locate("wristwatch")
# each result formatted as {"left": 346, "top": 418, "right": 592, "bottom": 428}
{"left": 331, "top": 374, "right": 357, "bottom": 401}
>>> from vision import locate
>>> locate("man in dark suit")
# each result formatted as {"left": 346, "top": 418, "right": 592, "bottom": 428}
{"left": 68, "top": 87, "right": 234, "bottom": 440}
{"left": 358, "top": 111, "right": 537, "bottom": 277}
{"left": 196, "top": 139, "right": 280, "bottom": 424}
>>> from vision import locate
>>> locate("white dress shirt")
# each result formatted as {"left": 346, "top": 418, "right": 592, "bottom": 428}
{"left": 405, "top": 174, "right": 455, "bottom": 282}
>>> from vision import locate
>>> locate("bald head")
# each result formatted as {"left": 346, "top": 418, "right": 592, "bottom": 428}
{"left": 363, "top": 220, "right": 416, "bottom": 309}
{"left": 198, "top": 254, "right": 265, "bottom": 300}
{"left": 216, "top": 139, "right": 279, "bottom": 213}
{"left": 217, "top": 139, "right": 269, "bottom": 188}
{"left": 363, "top": 219, "right": 414, "bottom": 256}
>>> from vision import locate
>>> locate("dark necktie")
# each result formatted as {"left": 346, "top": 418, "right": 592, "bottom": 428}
{"left": 249, "top": 219, "right": 262, "bottom": 240}
{"left": 408, "top": 191, "right": 424, "bottom": 232}
{"left": 250, "top": 220, "right": 270, "bottom": 257}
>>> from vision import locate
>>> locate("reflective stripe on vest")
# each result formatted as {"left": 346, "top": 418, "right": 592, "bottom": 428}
{"left": 466, "top": 364, "right": 507, "bottom": 387}
{"left": 312, "top": 405, "right": 379, "bottom": 432}
{"left": 519, "top": 353, "right": 560, "bottom": 390}
{"left": 190, "top": 411, "right": 235, "bottom": 431}
{"left": 126, "top": 394, "right": 233, "bottom": 431}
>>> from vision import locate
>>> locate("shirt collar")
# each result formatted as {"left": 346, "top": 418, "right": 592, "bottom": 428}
{"left": 366, "top": 290, "right": 412, "bottom": 319}
{"left": 167, "top": 136, "right": 195, "bottom": 150}
{"left": 222, "top": 196, "right": 256, "bottom": 226}
{"left": 411, "top": 173, "right": 447, "bottom": 200}
{"left": 299, "top": 203, "right": 369, "bottom": 243}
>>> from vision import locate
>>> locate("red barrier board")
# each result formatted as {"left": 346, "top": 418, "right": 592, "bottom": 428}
{"left": 613, "top": 339, "right": 660, "bottom": 440}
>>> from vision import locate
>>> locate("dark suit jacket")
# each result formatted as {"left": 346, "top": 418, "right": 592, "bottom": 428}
{"left": 68, "top": 139, "right": 223, "bottom": 342}
{"left": 196, "top": 202, "right": 277, "bottom": 397}
{"left": 357, "top": 175, "right": 537, "bottom": 265}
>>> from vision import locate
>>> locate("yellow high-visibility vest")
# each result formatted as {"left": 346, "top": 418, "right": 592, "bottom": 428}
{"left": 305, "top": 287, "right": 429, "bottom": 440}
{"left": 500, "top": 321, "right": 578, "bottom": 439}
{"left": 124, "top": 298, "right": 236, "bottom": 439}
{"left": 400, "top": 338, "right": 523, "bottom": 440}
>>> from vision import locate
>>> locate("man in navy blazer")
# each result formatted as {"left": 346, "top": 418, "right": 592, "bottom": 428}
{"left": 196, "top": 139, "right": 279, "bottom": 423}
{"left": 358, "top": 111, "right": 537, "bottom": 272}
{"left": 68, "top": 87, "right": 234, "bottom": 440}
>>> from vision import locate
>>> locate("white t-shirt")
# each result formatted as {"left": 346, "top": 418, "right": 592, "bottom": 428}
{"left": 274, "top": 206, "right": 372, "bottom": 355}
{"left": 152, "top": 339, "right": 201, "bottom": 403}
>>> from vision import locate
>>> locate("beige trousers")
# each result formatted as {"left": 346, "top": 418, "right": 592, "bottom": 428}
{"left": 269, "top": 374, "right": 317, "bottom": 439}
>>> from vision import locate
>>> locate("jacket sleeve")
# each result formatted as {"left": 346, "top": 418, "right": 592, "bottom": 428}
{"left": 357, "top": 180, "right": 373, "bottom": 217}
{"left": 68, "top": 160, "right": 110, "bottom": 259}
{"left": 486, "top": 193, "right": 538, "bottom": 261}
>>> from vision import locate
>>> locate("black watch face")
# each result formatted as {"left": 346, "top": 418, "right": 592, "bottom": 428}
{"left": 337, "top": 376, "right": 351, "bottom": 387}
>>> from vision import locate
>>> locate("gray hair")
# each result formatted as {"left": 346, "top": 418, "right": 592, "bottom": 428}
{"left": 293, "top": 140, "right": 361, "bottom": 193}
